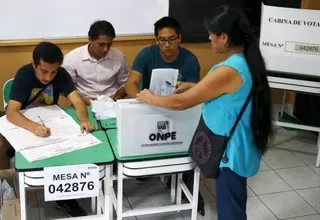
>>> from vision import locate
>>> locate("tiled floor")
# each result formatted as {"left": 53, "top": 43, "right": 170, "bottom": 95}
{"left": 25, "top": 128, "right": 320, "bottom": 219}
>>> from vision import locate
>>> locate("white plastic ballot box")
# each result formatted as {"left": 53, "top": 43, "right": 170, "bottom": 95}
{"left": 116, "top": 99, "right": 202, "bottom": 157}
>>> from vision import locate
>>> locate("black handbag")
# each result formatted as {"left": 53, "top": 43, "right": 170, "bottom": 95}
{"left": 188, "top": 89, "right": 252, "bottom": 178}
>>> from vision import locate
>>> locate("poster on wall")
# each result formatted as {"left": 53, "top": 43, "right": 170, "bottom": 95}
{"left": 259, "top": 3, "right": 320, "bottom": 78}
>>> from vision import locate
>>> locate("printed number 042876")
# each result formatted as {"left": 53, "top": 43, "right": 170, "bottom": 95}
{"left": 48, "top": 181, "right": 94, "bottom": 194}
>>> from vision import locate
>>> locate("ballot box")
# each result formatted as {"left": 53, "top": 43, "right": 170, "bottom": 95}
{"left": 116, "top": 99, "right": 202, "bottom": 157}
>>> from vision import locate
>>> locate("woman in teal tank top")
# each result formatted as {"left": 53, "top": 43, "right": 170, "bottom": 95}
{"left": 136, "top": 5, "right": 273, "bottom": 220}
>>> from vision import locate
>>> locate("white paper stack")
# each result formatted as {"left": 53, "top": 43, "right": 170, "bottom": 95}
{"left": 90, "top": 95, "right": 116, "bottom": 120}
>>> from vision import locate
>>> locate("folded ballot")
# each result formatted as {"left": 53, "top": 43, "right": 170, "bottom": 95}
{"left": 116, "top": 99, "right": 201, "bottom": 157}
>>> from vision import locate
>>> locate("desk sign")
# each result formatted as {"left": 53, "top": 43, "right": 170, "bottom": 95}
{"left": 259, "top": 3, "right": 320, "bottom": 77}
{"left": 44, "top": 164, "right": 99, "bottom": 201}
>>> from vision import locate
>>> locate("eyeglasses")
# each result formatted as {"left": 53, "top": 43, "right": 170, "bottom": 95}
{"left": 157, "top": 36, "right": 179, "bottom": 44}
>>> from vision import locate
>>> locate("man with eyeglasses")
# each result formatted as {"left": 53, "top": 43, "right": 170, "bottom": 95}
{"left": 63, "top": 20, "right": 129, "bottom": 105}
{"left": 124, "top": 16, "right": 205, "bottom": 216}
{"left": 125, "top": 16, "right": 200, "bottom": 97}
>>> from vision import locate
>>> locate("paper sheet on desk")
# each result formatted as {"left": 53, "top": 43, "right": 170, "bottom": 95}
{"left": 0, "top": 105, "right": 101, "bottom": 162}
{"left": 149, "top": 68, "right": 179, "bottom": 96}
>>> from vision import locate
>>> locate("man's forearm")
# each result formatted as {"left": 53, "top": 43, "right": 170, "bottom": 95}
{"left": 6, "top": 111, "right": 38, "bottom": 132}
{"left": 125, "top": 83, "right": 140, "bottom": 98}
{"left": 74, "top": 103, "right": 89, "bottom": 122}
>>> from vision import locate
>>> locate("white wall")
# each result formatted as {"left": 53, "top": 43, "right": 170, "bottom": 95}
{"left": 0, "top": 0, "right": 169, "bottom": 40}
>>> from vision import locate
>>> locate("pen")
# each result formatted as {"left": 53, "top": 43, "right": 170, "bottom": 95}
{"left": 38, "top": 116, "right": 45, "bottom": 126}
{"left": 165, "top": 81, "right": 178, "bottom": 89}
{"left": 165, "top": 81, "right": 175, "bottom": 87}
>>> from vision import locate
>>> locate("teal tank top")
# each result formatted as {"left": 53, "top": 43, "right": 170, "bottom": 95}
{"left": 202, "top": 54, "right": 261, "bottom": 178}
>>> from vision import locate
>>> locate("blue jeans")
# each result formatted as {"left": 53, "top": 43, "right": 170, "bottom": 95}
{"left": 216, "top": 168, "right": 247, "bottom": 220}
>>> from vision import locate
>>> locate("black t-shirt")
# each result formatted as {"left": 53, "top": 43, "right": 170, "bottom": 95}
{"left": 9, "top": 63, "right": 76, "bottom": 110}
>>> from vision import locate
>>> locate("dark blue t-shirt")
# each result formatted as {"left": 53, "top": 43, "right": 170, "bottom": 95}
{"left": 10, "top": 64, "right": 75, "bottom": 110}
{"left": 132, "top": 45, "right": 200, "bottom": 89}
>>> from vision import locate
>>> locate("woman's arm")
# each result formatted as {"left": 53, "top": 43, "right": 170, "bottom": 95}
{"left": 137, "top": 66, "right": 243, "bottom": 110}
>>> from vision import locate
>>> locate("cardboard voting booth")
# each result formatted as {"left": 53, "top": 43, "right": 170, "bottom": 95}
{"left": 259, "top": 3, "right": 320, "bottom": 77}
{"left": 116, "top": 99, "right": 202, "bottom": 157}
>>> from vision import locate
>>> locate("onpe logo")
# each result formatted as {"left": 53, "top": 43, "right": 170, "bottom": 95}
{"left": 149, "top": 120, "right": 176, "bottom": 141}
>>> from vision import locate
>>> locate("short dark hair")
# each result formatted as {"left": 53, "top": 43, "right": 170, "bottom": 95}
{"left": 33, "top": 42, "right": 64, "bottom": 66}
{"left": 88, "top": 20, "right": 116, "bottom": 40}
{"left": 154, "top": 16, "right": 182, "bottom": 36}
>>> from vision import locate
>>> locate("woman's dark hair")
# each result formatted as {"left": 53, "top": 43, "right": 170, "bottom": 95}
{"left": 204, "top": 5, "right": 273, "bottom": 155}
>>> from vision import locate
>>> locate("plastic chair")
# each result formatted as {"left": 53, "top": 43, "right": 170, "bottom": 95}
{"left": 3, "top": 78, "right": 14, "bottom": 109}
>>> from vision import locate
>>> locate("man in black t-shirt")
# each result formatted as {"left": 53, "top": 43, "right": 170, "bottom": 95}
{"left": 0, "top": 42, "right": 94, "bottom": 217}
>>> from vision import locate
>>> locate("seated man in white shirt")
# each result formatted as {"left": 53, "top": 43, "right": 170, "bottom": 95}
{"left": 63, "top": 20, "right": 129, "bottom": 105}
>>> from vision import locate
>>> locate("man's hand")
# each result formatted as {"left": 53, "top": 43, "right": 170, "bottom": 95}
{"left": 174, "top": 81, "right": 195, "bottom": 94}
{"left": 33, "top": 124, "right": 51, "bottom": 137}
{"left": 83, "top": 97, "right": 96, "bottom": 106}
{"left": 80, "top": 120, "right": 95, "bottom": 133}
{"left": 111, "top": 87, "right": 126, "bottom": 100}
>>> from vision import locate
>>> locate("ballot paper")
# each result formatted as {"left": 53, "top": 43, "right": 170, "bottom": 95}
{"left": 0, "top": 105, "right": 101, "bottom": 162}
{"left": 149, "top": 68, "right": 179, "bottom": 96}
{"left": 90, "top": 95, "right": 116, "bottom": 120}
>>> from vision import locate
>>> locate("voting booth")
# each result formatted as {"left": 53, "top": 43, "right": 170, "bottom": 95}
{"left": 116, "top": 99, "right": 202, "bottom": 157}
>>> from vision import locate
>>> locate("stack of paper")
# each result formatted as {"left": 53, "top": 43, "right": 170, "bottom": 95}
{"left": 90, "top": 95, "right": 116, "bottom": 120}
{"left": 0, "top": 105, "right": 101, "bottom": 162}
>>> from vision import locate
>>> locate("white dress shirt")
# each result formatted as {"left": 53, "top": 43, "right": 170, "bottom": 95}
{"left": 63, "top": 44, "right": 129, "bottom": 98}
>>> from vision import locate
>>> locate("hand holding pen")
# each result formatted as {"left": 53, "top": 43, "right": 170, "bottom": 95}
{"left": 33, "top": 116, "right": 51, "bottom": 137}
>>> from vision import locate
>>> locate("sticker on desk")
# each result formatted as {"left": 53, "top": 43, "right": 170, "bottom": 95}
{"left": 44, "top": 164, "right": 99, "bottom": 201}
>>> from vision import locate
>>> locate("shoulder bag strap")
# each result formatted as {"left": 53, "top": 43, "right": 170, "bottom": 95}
{"left": 228, "top": 87, "right": 253, "bottom": 138}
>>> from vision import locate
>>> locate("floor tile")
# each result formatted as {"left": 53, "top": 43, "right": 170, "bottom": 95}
{"left": 309, "top": 166, "right": 320, "bottom": 176}
{"left": 199, "top": 180, "right": 215, "bottom": 202}
{"left": 125, "top": 179, "right": 172, "bottom": 210}
{"left": 293, "top": 152, "right": 317, "bottom": 166}
{"left": 262, "top": 149, "right": 305, "bottom": 169}
{"left": 181, "top": 202, "right": 217, "bottom": 220}
{"left": 25, "top": 190, "right": 40, "bottom": 220}
{"left": 247, "top": 170, "right": 291, "bottom": 195}
{"left": 276, "top": 134, "right": 318, "bottom": 155}
{"left": 275, "top": 166, "right": 320, "bottom": 190}
{"left": 202, "top": 178, "right": 216, "bottom": 197}
{"left": 297, "top": 187, "right": 320, "bottom": 213}
{"left": 247, "top": 196, "right": 277, "bottom": 220}
{"left": 259, "top": 160, "right": 272, "bottom": 172}
{"left": 287, "top": 215, "right": 320, "bottom": 220}
{"left": 247, "top": 186, "right": 255, "bottom": 197}
{"left": 259, "top": 191, "right": 317, "bottom": 219}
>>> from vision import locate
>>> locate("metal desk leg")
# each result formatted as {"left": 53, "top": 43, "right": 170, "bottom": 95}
{"left": 191, "top": 166, "right": 200, "bottom": 220}
{"left": 18, "top": 172, "right": 26, "bottom": 220}
{"left": 117, "top": 163, "right": 123, "bottom": 220}
{"left": 91, "top": 197, "right": 96, "bottom": 214}
{"left": 97, "top": 180, "right": 102, "bottom": 215}
{"left": 317, "top": 135, "right": 320, "bottom": 167}
{"left": 176, "top": 173, "right": 183, "bottom": 207}
{"left": 108, "top": 164, "right": 114, "bottom": 220}
{"left": 103, "top": 165, "right": 111, "bottom": 220}
{"left": 170, "top": 174, "right": 176, "bottom": 203}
